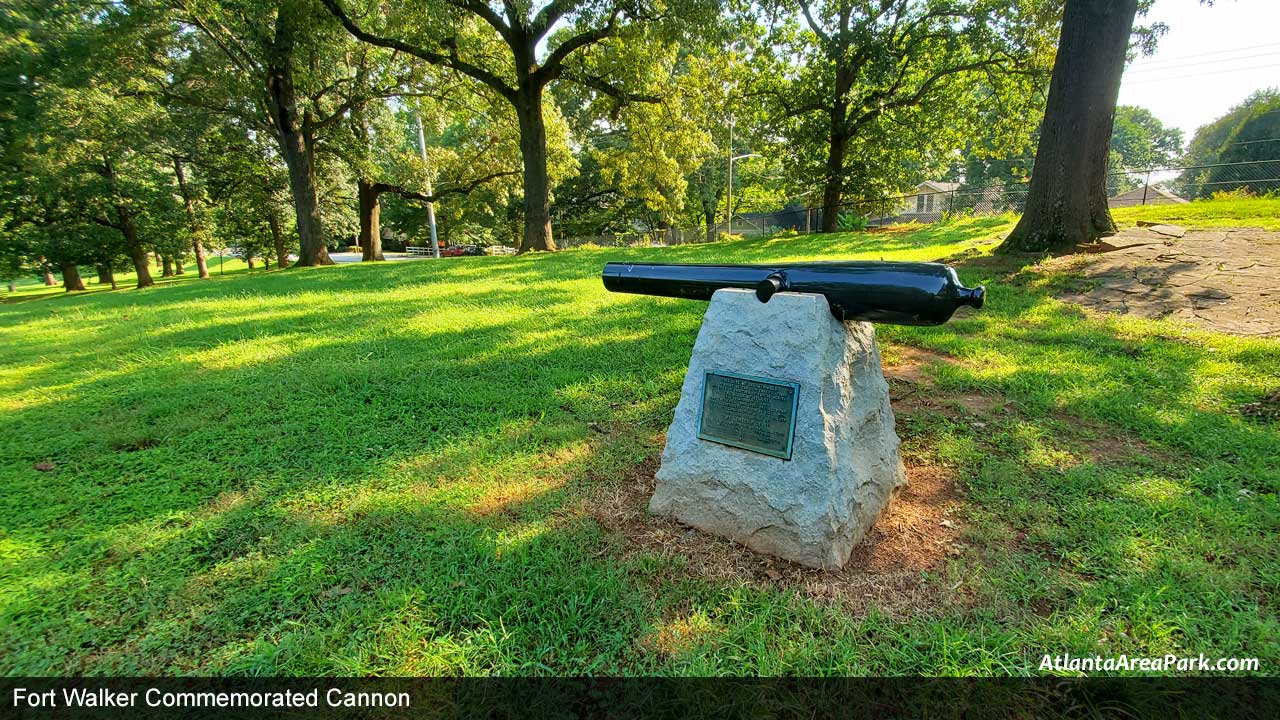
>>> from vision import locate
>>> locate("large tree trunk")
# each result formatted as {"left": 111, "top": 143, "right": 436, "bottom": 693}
{"left": 275, "top": 120, "right": 330, "bottom": 266}
{"left": 96, "top": 264, "right": 116, "bottom": 289}
{"left": 820, "top": 129, "right": 848, "bottom": 233}
{"left": 357, "top": 178, "right": 385, "bottom": 261}
{"left": 162, "top": 255, "right": 175, "bottom": 277}
{"left": 99, "top": 157, "right": 153, "bottom": 288}
{"left": 266, "top": 17, "right": 331, "bottom": 267}
{"left": 119, "top": 210, "right": 153, "bottom": 289}
{"left": 515, "top": 87, "right": 556, "bottom": 253}
{"left": 172, "top": 157, "right": 210, "bottom": 278}
{"left": 999, "top": 0, "right": 1138, "bottom": 253}
{"left": 42, "top": 268, "right": 55, "bottom": 286}
{"left": 267, "top": 206, "right": 288, "bottom": 268}
{"left": 820, "top": 62, "right": 854, "bottom": 233}
{"left": 704, "top": 206, "right": 717, "bottom": 243}
{"left": 60, "top": 262, "right": 85, "bottom": 291}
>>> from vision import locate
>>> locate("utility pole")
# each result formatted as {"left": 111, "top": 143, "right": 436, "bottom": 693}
{"left": 725, "top": 117, "right": 760, "bottom": 237}
{"left": 416, "top": 113, "right": 440, "bottom": 259}
{"left": 728, "top": 152, "right": 760, "bottom": 237}
{"left": 726, "top": 117, "right": 733, "bottom": 236}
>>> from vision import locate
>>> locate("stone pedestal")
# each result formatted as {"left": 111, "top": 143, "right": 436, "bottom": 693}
{"left": 650, "top": 288, "right": 907, "bottom": 569}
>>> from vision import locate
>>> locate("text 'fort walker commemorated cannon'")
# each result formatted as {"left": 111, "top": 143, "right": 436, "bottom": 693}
{"left": 601, "top": 261, "right": 985, "bottom": 326}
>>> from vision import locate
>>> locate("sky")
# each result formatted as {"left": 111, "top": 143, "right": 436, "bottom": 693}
{"left": 1118, "top": 0, "right": 1280, "bottom": 143}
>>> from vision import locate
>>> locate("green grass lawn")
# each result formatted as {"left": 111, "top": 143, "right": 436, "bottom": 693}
{"left": 3, "top": 255, "right": 266, "bottom": 303}
{"left": 1, "top": 198, "right": 1277, "bottom": 676}
{"left": 1110, "top": 194, "right": 1280, "bottom": 230}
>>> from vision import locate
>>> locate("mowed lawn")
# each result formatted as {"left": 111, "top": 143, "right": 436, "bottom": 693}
{"left": 1, "top": 200, "right": 1277, "bottom": 675}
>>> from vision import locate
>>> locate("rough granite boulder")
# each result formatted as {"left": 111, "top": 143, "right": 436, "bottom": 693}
{"left": 650, "top": 288, "right": 907, "bottom": 569}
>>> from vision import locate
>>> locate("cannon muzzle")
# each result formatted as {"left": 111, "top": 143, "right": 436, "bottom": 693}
{"left": 602, "top": 261, "right": 984, "bottom": 326}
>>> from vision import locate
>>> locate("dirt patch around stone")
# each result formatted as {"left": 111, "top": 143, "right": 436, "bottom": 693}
{"left": 1055, "top": 413, "right": 1178, "bottom": 467}
{"left": 881, "top": 345, "right": 955, "bottom": 385}
{"left": 881, "top": 346, "right": 1004, "bottom": 417}
{"left": 1073, "top": 431, "right": 1157, "bottom": 465}
{"left": 1043, "top": 227, "right": 1280, "bottom": 336}
{"left": 586, "top": 457, "right": 966, "bottom": 617}
{"left": 1238, "top": 388, "right": 1280, "bottom": 422}
{"left": 584, "top": 345, "right": 1187, "bottom": 619}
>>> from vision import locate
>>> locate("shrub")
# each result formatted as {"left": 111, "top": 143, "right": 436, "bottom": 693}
{"left": 718, "top": 232, "right": 744, "bottom": 242}
{"left": 837, "top": 212, "right": 868, "bottom": 232}
{"left": 940, "top": 207, "right": 976, "bottom": 222}
{"left": 1210, "top": 188, "right": 1256, "bottom": 201}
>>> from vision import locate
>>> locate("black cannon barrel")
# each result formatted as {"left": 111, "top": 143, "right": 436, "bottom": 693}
{"left": 601, "top": 261, "right": 984, "bottom": 326}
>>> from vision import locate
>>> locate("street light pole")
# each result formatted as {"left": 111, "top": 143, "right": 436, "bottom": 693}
{"left": 727, "top": 152, "right": 761, "bottom": 236}
{"left": 726, "top": 117, "right": 733, "bottom": 236}
{"left": 416, "top": 113, "right": 440, "bottom": 259}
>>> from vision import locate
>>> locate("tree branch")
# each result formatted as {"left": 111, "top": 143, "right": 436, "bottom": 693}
{"left": 538, "top": 8, "right": 620, "bottom": 82}
{"left": 531, "top": 0, "right": 574, "bottom": 37}
{"left": 560, "top": 71, "right": 660, "bottom": 103}
{"left": 168, "top": 1, "right": 261, "bottom": 76}
{"left": 151, "top": 81, "right": 268, "bottom": 130}
{"left": 449, "top": 0, "right": 515, "bottom": 44}
{"left": 90, "top": 215, "right": 123, "bottom": 231}
{"left": 319, "top": 0, "right": 517, "bottom": 101}
{"left": 848, "top": 57, "right": 1008, "bottom": 132}
{"left": 747, "top": 84, "right": 825, "bottom": 121}
{"left": 798, "top": 0, "right": 831, "bottom": 46}
{"left": 386, "top": 170, "right": 520, "bottom": 203}
{"left": 307, "top": 78, "right": 403, "bottom": 131}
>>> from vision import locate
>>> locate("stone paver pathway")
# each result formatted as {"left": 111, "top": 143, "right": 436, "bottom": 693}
{"left": 1050, "top": 227, "right": 1280, "bottom": 337}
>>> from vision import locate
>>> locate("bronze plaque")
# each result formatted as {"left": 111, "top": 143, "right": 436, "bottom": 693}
{"left": 697, "top": 371, "right": 800, "bottom": 460}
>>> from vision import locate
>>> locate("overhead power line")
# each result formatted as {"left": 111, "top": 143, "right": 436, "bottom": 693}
{"left": 1125, "top": 50, "right": 1280, "bottom": 74}
{"left": 1124, "top": 63, "right": 1280, "bottom": 85}
{"left": 1128, "top": 42, "right": 1280, "bottom": 67}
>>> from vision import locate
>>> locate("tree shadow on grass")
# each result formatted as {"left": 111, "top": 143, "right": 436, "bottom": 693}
{"left": 2, "top": 224, "right": 1277, "bottom": 675}
{"left": 0, "top": 284, "right": 704, "bottom": 673}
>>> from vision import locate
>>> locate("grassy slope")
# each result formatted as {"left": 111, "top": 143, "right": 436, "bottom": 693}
{"left": 1, "top": 199, "right": 1277, "bottom": 675}
{"left": 3, "top": 256, "right": 263, "bottom": 303}
{"left": 1111, "top": 195, "right": 1280, "bottom": 230}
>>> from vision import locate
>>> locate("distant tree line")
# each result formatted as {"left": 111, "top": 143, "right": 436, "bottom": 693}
{"left": 1177, "top": 89, "right": 1280, "bottom": 199}
{"left": 5, "top": 1, "right": 1226, "bottom": 287}
{"left": 0, "top": 1, "right": 1065, "bottom": 289}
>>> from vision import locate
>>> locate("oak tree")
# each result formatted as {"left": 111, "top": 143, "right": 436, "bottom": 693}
{"left": 321, "top": 0, "right": 712, "bottom": 252}
{"left": 766, "top": 0, "right": 1054, "bottom": 232}
{"left": 998, "top": 0, "right": 1142, "bottom": 252}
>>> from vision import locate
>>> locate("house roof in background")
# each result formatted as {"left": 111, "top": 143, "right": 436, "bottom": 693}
{"left": 1110, "top": 185, "right": 1190, "bottom": 202}
{"left": 917, "top": 181, "right": 961, "bottom": 193}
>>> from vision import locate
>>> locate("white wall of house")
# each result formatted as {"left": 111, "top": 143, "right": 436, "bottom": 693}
{"left": 901, "top": 183, "right": 956, "bottom": 215}
{"left": 902, "top": 192, "right": 942, "bottom": 214}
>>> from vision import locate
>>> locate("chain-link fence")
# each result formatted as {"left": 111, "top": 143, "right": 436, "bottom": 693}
{"left": 555, "top": 156, "right": 1279, "bottom": 249}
